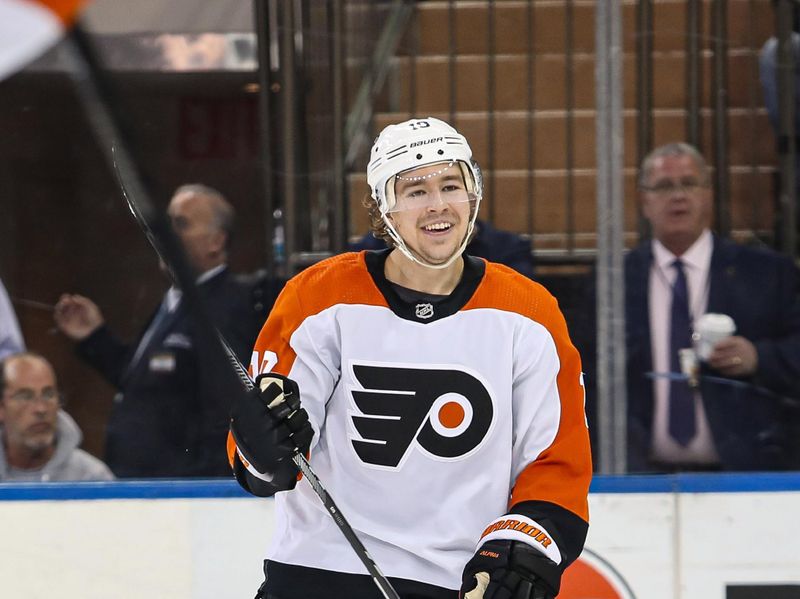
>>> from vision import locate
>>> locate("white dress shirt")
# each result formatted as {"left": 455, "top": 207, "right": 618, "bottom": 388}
{"left": 648, "top": 229, "right": 720, "bottom": 464}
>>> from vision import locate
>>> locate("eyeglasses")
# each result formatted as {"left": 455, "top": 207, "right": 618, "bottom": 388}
{"left": 3, "top": 388, "right": 61, "bottom": 405}
{"left": 641, "top": 179, "right": 706, "bottom": 197}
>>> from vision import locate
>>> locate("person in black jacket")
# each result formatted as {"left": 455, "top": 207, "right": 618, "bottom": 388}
{"left": 54, "top": 184, "right": 260, "bottom": 477}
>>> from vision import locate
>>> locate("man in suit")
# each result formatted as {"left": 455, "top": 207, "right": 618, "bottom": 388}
{"left": 54, "top": 184, "right": 260, "bottom": 477}
{"left": 625, "top": 142, "right": 800, "bottom": 472}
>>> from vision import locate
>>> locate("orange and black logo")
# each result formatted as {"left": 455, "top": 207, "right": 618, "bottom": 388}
{"left": 348, "top": 363, "right": 494, "bottom": 468}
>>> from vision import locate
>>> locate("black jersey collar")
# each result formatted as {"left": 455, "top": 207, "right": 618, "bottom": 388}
{"left": 364, "top": 249, "right": 485, "bottom": 323}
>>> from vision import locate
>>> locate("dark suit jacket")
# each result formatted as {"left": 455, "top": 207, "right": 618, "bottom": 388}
{"left": 625, "top": 236, "right": 800, "bottom": 471}
{"left": 77, "top": 267, "right": 260, "bottom": 478}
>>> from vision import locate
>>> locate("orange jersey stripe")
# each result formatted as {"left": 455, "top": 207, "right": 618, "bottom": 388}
{"left": 466, "top": 261, "right": 592, "bottom": 522}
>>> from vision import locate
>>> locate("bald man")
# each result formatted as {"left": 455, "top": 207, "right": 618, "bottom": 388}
{"left": 55, "top": 184, "right": 260, "bottom": 478}
{"left": 0, "top": 352, "right": 113, "bottom": 481}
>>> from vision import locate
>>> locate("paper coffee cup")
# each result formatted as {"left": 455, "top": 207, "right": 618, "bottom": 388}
{"left": 692, "top": 313, "right": 736, "bottom": 361}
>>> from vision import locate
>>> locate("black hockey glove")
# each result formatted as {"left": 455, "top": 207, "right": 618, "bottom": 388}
{"left": 230, "top": 373, "right": 313, "bottom": 480}
{"left": 460, "top": 540, "right": 560, "bottom": 599}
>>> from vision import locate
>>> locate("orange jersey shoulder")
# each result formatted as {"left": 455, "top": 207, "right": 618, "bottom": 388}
{"left": 251, "top": 252, "right": 388, "bottom": 378}
{"left": 466, "top": 261, "right": 559, "bottom": 319}
{"left": 286, "top": 251, "right": 388, "bottom": 314}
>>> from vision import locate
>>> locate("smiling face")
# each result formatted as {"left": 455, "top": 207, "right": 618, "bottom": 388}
{"left": 386, "top": 162, "right": 473, "bottom": 266}
{"left": 640, "top": 153, "right": 712, "bottom": 256}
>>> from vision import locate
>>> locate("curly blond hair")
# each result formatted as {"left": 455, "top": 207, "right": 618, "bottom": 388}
{"left": 361, "top": 193, "right": 397, "bottom": 247}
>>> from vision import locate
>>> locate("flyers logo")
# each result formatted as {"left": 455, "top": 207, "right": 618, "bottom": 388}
{"left": 348, "top": 363, "right": 494, "bottom": 468}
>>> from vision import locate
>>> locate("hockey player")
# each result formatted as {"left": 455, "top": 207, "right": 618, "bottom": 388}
{"left": 228, "top": 117, "right": 592, "bottom": 599}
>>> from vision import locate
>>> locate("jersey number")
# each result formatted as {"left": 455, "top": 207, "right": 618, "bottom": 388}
{"left": 249, "top": 350, "right": 278, "bottom": 378}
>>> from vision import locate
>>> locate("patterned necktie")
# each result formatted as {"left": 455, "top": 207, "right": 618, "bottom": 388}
{"left": 668, "top": 259, "right": 696, "bottom": 446}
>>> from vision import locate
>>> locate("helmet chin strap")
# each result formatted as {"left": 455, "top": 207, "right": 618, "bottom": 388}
{"left": 382, "top": 212, "right": 477, "bottom": 271}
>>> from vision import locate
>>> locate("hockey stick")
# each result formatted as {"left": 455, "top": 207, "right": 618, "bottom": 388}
{"left": 64, "top": 24, "right": 400, "bottom": 599}
{"left": 117, "top": 154, "right": 399, "bottom": 596}
{"left": 647, "top": 371, "right": 800, "bottom": 408}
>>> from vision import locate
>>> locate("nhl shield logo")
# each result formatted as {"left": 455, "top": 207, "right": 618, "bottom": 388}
{"left": 415, "top": 303, "right": 434, "bottom": 319}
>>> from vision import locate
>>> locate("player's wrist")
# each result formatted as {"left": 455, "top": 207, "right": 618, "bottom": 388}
{"left": 477, "top": 514, "right": 562, "bottom": 566}
{"left": 235, "top": 445, "right": 277, "bottom": 482}
{"left": 232, "top": 450, "right": 298, "bottom": 497}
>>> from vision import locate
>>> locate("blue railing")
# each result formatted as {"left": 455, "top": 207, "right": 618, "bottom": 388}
{"left": 1, "top": 472, "right": 798, "bottom": 501}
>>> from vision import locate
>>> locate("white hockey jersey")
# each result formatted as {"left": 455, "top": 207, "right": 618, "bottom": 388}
{"left": 231, "top": 250, "right": 591, "bottom": 592}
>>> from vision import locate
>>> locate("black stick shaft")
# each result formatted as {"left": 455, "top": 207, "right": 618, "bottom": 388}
{"left": 65, "top": 24, "right": 400, "bottom": 599}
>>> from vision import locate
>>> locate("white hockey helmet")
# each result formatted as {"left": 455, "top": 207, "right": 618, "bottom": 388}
{"left": 367, "top": 117, "right": 482, "bottom": 214}
{"left": 365, "top": 117, "right": 483, "bottom": 270}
